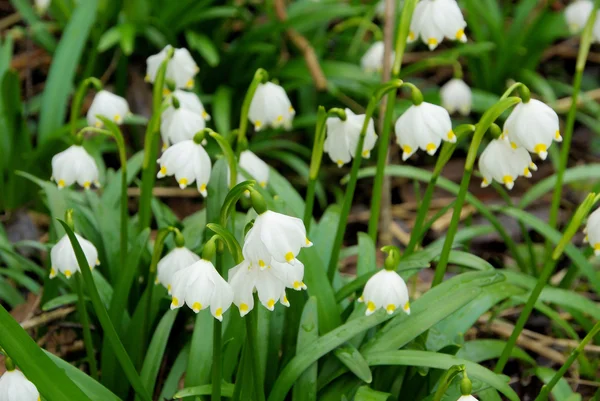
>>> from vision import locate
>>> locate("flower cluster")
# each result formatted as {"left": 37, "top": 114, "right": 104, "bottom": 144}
{"left": 409, "top": 0, "right": 467, "bottom": 50}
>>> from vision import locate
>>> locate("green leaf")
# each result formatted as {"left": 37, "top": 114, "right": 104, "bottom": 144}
{"left": 0, "top": 268, "right": 40, "bottom": 294}
{"left": 535, "top": 367, "right": 580, "bottom": 401}
{"left": 0, "top": 276, "right": 25, "bottom": 306}
{"left": 159, "top": 343, "right": 190, "bottom": 400}
{"left": 42, "top": 293, "right": 80, "bottom": 311}
{"left": 185, "top": 312, "right": 214, "bottom": 399}
{"left": 185, "top": 31, "right": 220, "bottom": 67}
{"left": 97, "top": 26, "right": 120, "bottom": 52}
{"left": 212, "top": 86, "right": 232, "bottom": 134}
{"left": 118, "top": 23, "right": 136, "bottom": 56}
{"left": 293, "top": 297, "right": 319, "bottom": 401}
{"left": 8, "top": 0, "right": 57, "bottom": 52}
{"left": 207, "top": 223, "right": 243, "bottom": 264}
{"left": 334, "top": 343, "right": 372, "bottom": 384}
{"left": 0, "top": 304, "right": 93, "bottom": 401}
{"left": 268, "top": 166, "right": 305, "bottom": 218}
{"left": 173, "top": 383, "right": 235, "bottom": 398}
{"left": 38, "top": 0, "right": 98, "bottom": 143}
{"left": 354, "top": 386, "right": 391, "bottom": 401}
{"left": 356, "top": 233, "right": 376, "bottom": 276}
{"left": 456, "top": 340, "right": 536, "bottom": 365}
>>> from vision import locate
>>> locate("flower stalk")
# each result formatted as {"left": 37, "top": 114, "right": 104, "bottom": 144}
{"left": 74, "top": 274, "right": 98, "bottom": 380}
{"left": 237, "top": 68, "right": 269, "bottom": 152}
{"left": 246, "top": 301, "right": 266, "bottom": 401}
{"left": 70, "top": 77, "right": 102, "bottom": 137}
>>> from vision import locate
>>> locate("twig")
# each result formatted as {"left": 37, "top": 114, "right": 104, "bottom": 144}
{"left": 21, "top": 307, "right": 76, "bottom": 330}
{"left": 273, "top": 0, "right": 327, "bottom": 91}
{"left": 554, "top": 88, "right": 600, "bottom": 113}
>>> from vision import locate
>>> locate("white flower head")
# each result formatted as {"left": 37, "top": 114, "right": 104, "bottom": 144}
{"left": 324, "top": 109, "right": 378, "bottom": 167}
{"left": 394, "top": 102, "right": 455, "bottom": 161}
{"left": 34, "top": 0, "right": 50, "bottom": 14}
{"left": 503, "top": 99, "right": 561, "bottom": 160}
{"left": 50, "top": 233, "right": 99, "bottom": 279}
{"left": 359, "top": 269, "right": 410, "bottom": 315}
{"left": 248, "top": 82, "right": 295, "bottom": 131}
{"left": 163, "top": 90, "right": 210, "bottom": 125}
{"left": 440, "top": 78, "right": 472, "bottom": 115}
{"left": 242, "top": 210, "right": 312, "bottom": 267}
{"left": 86, "top": 90, "right": 130, "bottom": 127}
{"left": 409, "top": 0, "right": 467, "bottom": 50}
{"left": 157, "top": 139, "right": 212, "bottom": 196}
{"left": 584, "top": 207, "right": 600, "bottom": 255}
{"left": 51, "top": 145, "right": 100, "bottom": 189}
{"left": 160, "top": 107, "right": 206, "bottom": 148}
{"left": 457, "top": 396, "right": 478, "bottom": 401}
{"left": 478, "top": 138, "right": 536, "bottom": 190}
{"left": 231, "top": 151, "right": 270, "bottom": 188}
{"left": 0, "top": 370, "right": 40, "bottom": 401}
{"left": 170, "top": 259, "right": 233, "bottom": 321}
{"left": 565, "top": 0, "right": 593, "bottom": 33}
{"left": 156, "top": 247, "right": 201, "bottom": 294}
{"left": 146, "top": 45, "right": 199, "bottom": 90}
{"left": 360, "top": 41, "right": 395, "bottom": 73}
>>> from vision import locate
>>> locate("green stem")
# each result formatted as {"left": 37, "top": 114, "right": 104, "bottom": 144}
{"left": 208, "top": 129, "right": 238, "bottom": 190}
{"left": 70, "top": 77, "right": 102, "bottom": 137}
{"left": 237, "top": 68, "right": 269, "bottom": 152}
{"left": 367, "top": 0, "right": 418, "bottom": 242}
{"left": 245, "top": 305, "right": 266, "bottom": 401}
{"left": 547, "top": 3, "right": 599, "bottom": 243}
{"left": 75, "top": 274, "right": 98, "bottom": 380}
{"left": 534, "top": 319, "right": 600, "bottom": 401}
{"left": 333, "top": 17, "right": 383, "bottom": 42}
{"left": 212, "top": 251, "right": 223, "bottom": 401}
{"left": 328, "top": 80, "right": 403, "bottom": 281}
{"left": 432, "top": 97, "right": 522, "bottom": 287}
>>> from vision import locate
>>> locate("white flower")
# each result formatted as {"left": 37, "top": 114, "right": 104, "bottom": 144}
{"left": 324, "top": 108, "right": 378, "bottom": 167}
{"left": 360, "top": 41, "right": 395, "bottom": 73}
{"left": 50, "top": 233, "right": 99, "bottom": 279}
{"left": 248, "top": 82, "right": 295, "bottom": 131}
{"left": 478, "top": 138, "right": 536, "bottom": 190}
{"left": 157, "top": 140, "right": 212, "bottom": 196}
{"left": 34, "top": 0, "right": 50, "bottom": 14}
{"left": 565, "top": 0, "right": 593, "bottom": 33}
{"left": 242, "top": 210, "right": 312, "bottom": 267}
{"left": 232, "top": 151, "right": 270, "bottom": 188}
{"left": 51, "top": 145, "right": 100, "bottom": 189}
{"left": 440, "top": 78, "right": 472, "bottom": 115}
{"left": 146, "top": 45, "right": 199, "bottom": 90}
{"left": 457, "top": 396, "right": 478, "bottom": 401}
{"left": 0, "top": 370, "right": 40, "bottom": 401}
{"left": 503, "top": 99, "right": 561, "bottom": 160}
{"left": 86, "top": 90, "right": 130, "bottom": 127}
{"left": 169, "top": 259, "right": 233, "bottom": 321}
{"left": 228, "top": 258, "right": 306, "bottom": 316}
{"left": 408, "top": 0, "right": 467, "bottom": 50}
{"left": 394, "top": 102, "right": 455, "bottom": 161}
{"left": 156, "top": 247, "right": 201, "bottom": 294}
{"left": 584, "top": 207, "right": 600, "bottom": 255}
{"left": 163, "top": 90, "right": 210, "bottom": 124}
{"left": 359, "top": 269, "right": 410, "bottom": 316}
{"left": 160, "top": 107, "right": 206, "bottom": 148}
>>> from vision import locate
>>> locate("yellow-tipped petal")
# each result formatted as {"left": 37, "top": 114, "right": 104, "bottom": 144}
{"left": 94, "top": 121, "right": 103, "bottom": 128}
{"left": 254, "top": 121, "right": 262, "bottom": 130}
{"left": 276, "top": 115, "right": 284, "bottom": 123}
{"left": 215, "top": 308, "right": 223, "bottom": 318}
{"left": 163, "top": 88, "right": 171, "bottom": 97}
{"left": 534, "top": 143, "right": 547, "bottom": 155}
{"left": 503, "top": 175, "right": 514, "bottom": 189}
{"left": 510, "top": 142, "right": 518, "bottom": 149}
{"left": 179, "top": 178, "right": 188, "bottom": 188}
{"left": 555, "top": 130, "right": 562, "bottom": 141}
{"left": 447, "top": 130, "right": 456, "bottom": 141}
{"left": 267, "top": 299, "right": 275, "bottom": 310}
{"left": 114, "top": 114, "right": 122, "bottom": 123}
{"left": 240, "top": 303, "right": 249, "bottom": 313}
{"left": 167, "top": 284, "right": 172, "bottom": 293}
{"left": 199, "top": 183, "right": 207, "bottom": 193}
{"left": 258, "top": 260, "right": 266, "bottom": 268}
{"left": 259, "top": 181, "right": 267, "bottom": 188}
{"left": 202, "top": 111, "right": 209, "bottom": 119}
{"left": 65, "top": 270, "right": 72, "bottom": 278}
{"left": 172, "top": 297, "right": 179, "bottom": 307}
{"left": 186, "top": 79, "right": 194, "bottom": 88}
{"left": 336, "top": 160, "right": 344, "bottom": 167}
{"left": 427, "top": 38, "right": 438, "bottom": 46}
{"left": 50, "top": 268, "right": 56, "bottom": 278}
{"left": 403, "top": 302, "right": 410, "bottom": 311}
{"left": 58, "top": 179, "right": 66, "bottom": 188}
{"left": 160, "top": 166, "right": 167, "bottom": 175}
{"left": 83, "top": 181, "right": 91, "bottom": 189}
{"left": 366, "top": 301, "right": 376, "bottom": 312}
{"left": 192, "top": 302, "right": 202, "bottom": 312}
{"left": 425, "top": 143, "right": 437, "bottom": 154}
{"left": 408, "top": 31, "right": 415, "bottom": 41}
{"left": 455, "top": 29, "right": 465, "bottom": 40}
{"left": 285, "top": 252, "right": 294, "bottom": 262}
{"left": 386, "top": 304, "right": 396, "bottom": 314}
{"left": 362, "top": 150, "right": 370, "bottom": 158}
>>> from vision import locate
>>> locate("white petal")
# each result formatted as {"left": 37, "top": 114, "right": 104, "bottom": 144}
{"left": 0, "top": 370, "right": 40, "bottom": 401}
{"left": 86, "top": 90, "right": 130, "bottom": 127}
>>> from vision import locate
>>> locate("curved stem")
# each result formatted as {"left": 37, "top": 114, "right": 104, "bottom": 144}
{"left": 245, "top": 304, "right": 266, "bottom": 401}
{"left": 237, "top": 68, "right": 269, "bottom": 152}
{"left": 327, "top": 80, "right": 403, "bottom": 281}
{"left": 70, "top": 77, "right": 102, "bottom": 137}
{"left": 333, "top": 17, "right": 383, "bottom": 42}
{"left": 208, "top": 129, "right": 238, "bottom": 190}
{"left": 499, "top": 81, "right": 530, "bottom": 102}
{"left": 367, "top": 0, "right": 418, "bottom": 242}
{"left": 75, "top": 274, "right": 98, "bottom": 380}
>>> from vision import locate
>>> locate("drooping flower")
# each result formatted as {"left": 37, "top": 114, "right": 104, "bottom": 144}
{"left": 0, "top": 369, "right": 40, "bottom": 401}
{"left": 51, "top": 145, "right": 99, "bottom": 189}
{"left": 170, "top": 259, "right": 233, "bottom": 321}
{"left": 359, "top": 269, "right": 410, "bottom": 315}
{"left": 248, "top": 82, "right": 295, "bottom": 131}
{"left": 394, "top": 102, "right": 455, "bottom": 160}
{"left": 478, "top": 138, "right": 536, "bottom": 190}
{"left": 584, "top": 207, "right": 600, "bottom": 255}
{"left": 324, "top": 108, "right": 378, "bottom": 167}
{"left": 457, "top": 396, "right": 478, "bottom": 401}
{"left": 503, "top": 99, "right": 561, "bottom": 160}
{"left": 160, "top": 107, "right": 206, "bottom": 148}
{"left": 408, "top": 0, "right": 467, "bottom": 50}
{"left": 440, "top": 78, "right": 472, "bottom": 115}
{"left": 156, "top": 139, "right": 212, "bottom": 196}
{"left": 163, "top": 90, "right": 210, "bottom": 124}
{"left": 242, "top": 210, "right": 312, "bottom": 267}
{"left": 146, "top": 45, "right": 199, "bottom": 90}
{"left": 565, "top": 0, "right": 593, "bottom": 33}
{"left": 231, "top": 151, "right": 270, "bottom": 188}
{"left": 360, "top": 41, "right": 395, "bottom": 73}
{"left": 156, "top": 247, "right": 201, "bottom": 294}
{"left": 50, "top": 233, "right": 99, "bottom": 279}
{"left": 86, "top": 90, "right": 130, "bottom": 127}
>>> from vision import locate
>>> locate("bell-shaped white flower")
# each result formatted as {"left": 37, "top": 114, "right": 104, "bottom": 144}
{"left": 584, "top": 207, "right": 600, "bottom": 255}
{"left": 324, "top": 109, "right": 378, "bottom": 167}
{"left": 242, "top": 210, "right": 312, "bottom": 267}
{"left": 360, "top": 41, "right": 395, "bottom": 73}
{"left": 408, "top": 0, "right": 467, "bottom": 50}
{"left": 248, "top": 82, "right": 295, "bottom": 131}
{"left": 478, "top": 138, "right": 536, "bottom": 190}
{"left": 35, "top": 0, "right": 50, "bottom": 14}
{"left": 0, "top": 370, "right": 40, "bottom": 401}
{"left": 50, "top": 233, "right": 99, "bottom": 279}
{"left": 157, "top": 140, "right": 212, "bottom": 196}
{"left": 503, "top": 99, "right": 561, "bottom": 160}
{"left": 394, "top": 102, "right": 455, "bottom": 161}
{"left": 86, "top": 90, "right": 130, "bottom": 127}
{"left": 160, "top": 107, "right": 206, "bottom": 148}
{"left": 440, "top": 78, "right": 472, "bottom": 115}
{"left": 170, "top": 259, "right": 233, "bottom": 321}
{"left": 163, "top": 90, "right": 210, "bottom": 124}
{"left": 51, "top": 145, "right": 100, "bottom": 189}
{"left": 156, "top": 247, "right": 200, "bottom": 294}
{"left": 457, "top": 396, "right": 478, "bottom": 401}
{"left": 146, "top": 45, "right": 199, "bottom": 90}
{"left": 231, "top": 151, "right": 270, "bottom": 188}
{"left": 565, "top": 0, "right": 593, "bottom": 33}
{"left": 359, "top": 269, "right": 410, "bottom": 315}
